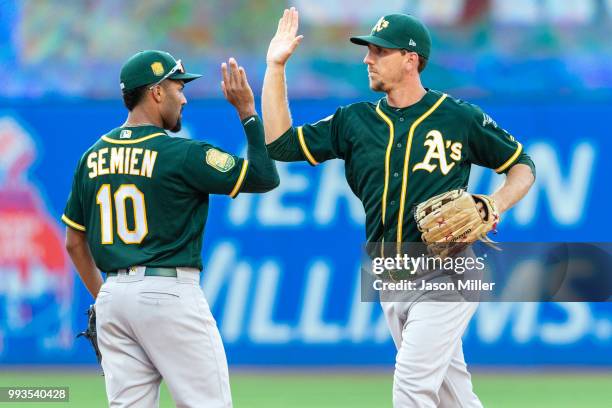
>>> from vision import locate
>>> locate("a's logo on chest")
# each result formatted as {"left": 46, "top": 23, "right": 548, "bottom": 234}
{"left": 412, "top": 130, "right": 462, "bottom": 175}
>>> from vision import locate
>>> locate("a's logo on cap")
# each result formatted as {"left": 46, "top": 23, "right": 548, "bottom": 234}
{"left": 151, "top": 62, "right": 165, "bottom": 76}
{"left": 409, "top": 39, "right": 417, "bottom": 47}
{"left": 372, "top": 17, "right": 389, "bottom": 33}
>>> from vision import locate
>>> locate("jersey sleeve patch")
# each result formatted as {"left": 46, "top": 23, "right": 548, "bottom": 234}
{"left": 205, "top": 148, "right": 236, "bottom": 172}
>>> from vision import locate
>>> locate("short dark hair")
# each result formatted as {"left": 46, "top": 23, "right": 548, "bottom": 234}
{"left": 400, "top": 49, "right": 428, "bottom": 73}
{"left": 418, "top": 56, "right": 428, "bottom": 73}
{"left": 122, "top": 85, "right": 149, "bottom": 111}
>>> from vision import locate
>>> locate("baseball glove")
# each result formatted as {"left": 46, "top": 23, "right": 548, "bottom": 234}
{"left": 77, "top": 304, "right": 102, "bottom": 365}
{"left": 414, "top": 189, "right": 499, "bottom": 257}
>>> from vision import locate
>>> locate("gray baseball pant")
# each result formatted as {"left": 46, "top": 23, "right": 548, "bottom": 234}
{"left": 95, "top": 266, "right": 232, "bottom": 408}
{"left": 381, "top": 300, "right": 483, "bottom": 408}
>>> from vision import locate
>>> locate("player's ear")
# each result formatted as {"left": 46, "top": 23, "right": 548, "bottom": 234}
{"left": 149, "top": 84, "right": 164, "bottom": 103}
{"left": 404, "top": 51, "right": 419, "bottom": 74}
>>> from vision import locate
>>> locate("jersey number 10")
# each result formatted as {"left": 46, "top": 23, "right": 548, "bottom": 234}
{"left": 96, "top": 184, "right": 148, "bottom": 245}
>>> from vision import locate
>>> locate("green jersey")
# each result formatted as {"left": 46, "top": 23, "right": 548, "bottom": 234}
{"left": 62, "top": 124, "right": 250, "bottom": 272}
{"left": 267, "top": 89, "right": 534, "bottom": 244}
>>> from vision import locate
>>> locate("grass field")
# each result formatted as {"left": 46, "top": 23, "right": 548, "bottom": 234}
{"left": 1, "top": 371, "right": 611, "bottom": 407}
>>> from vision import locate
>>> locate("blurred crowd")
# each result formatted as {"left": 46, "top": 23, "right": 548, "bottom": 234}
{"left": 3, "top": 0, "right": 612, "bottom": 99}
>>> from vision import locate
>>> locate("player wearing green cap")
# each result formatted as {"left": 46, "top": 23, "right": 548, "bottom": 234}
{"left": 63, "top": 50, "right": 279, "bottom": 407}
{"left": 263, "top": 8, "right": 535, "bottom": 407}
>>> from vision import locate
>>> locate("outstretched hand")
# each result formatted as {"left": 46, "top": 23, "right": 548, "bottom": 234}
{"left": 266, "top": 7, "right": 303, "bottom": 66}
{"left": 221, "top": 58, "right": 256, "bottom": 120}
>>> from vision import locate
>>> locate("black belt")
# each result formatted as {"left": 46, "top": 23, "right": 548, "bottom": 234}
{"left": 106, "top": 267, "right": 178, "bottom": 277}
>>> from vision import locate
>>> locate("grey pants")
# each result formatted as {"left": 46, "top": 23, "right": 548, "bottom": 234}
{"left": 95, "top": 266, "right": 232, "bottom": 408}
{"left": 381, "top": 301, "right": 483, "bottom": 408}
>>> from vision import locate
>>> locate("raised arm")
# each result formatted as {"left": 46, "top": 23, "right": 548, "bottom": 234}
{"left": 262, "top": 7, "right": 304, "bottom": 144}
{"left": 222, "top": 57, "right": 279, "bottom": 192}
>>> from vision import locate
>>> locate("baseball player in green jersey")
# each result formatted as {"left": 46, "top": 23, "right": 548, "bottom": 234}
{"left": 263, "top": 9, "right": 535, "bottom": 407}
{"left": 63, "top": 50, "right": 279, "bottom": 407}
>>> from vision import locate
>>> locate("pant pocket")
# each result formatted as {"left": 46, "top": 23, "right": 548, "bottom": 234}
{"left": 95, "top": 289, "right": 113, "bottom": 306}
{"left": 138, "top": 290, "right": 180, "bottom": 306}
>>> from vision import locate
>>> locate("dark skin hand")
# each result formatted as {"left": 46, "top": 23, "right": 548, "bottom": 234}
{"left": 221, "top": 57, "right": 256, "bottom": 120}
{"left": 65, "top": 228, "right": 103, "bottom": 299}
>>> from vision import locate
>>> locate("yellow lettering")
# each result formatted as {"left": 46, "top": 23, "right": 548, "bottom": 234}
{"left": 450, "top": 142, "right": 463, "bottom": 162}
{"left": 98, "top": 148, "right": 109, "bottom": 176}
{"left": 130, "top": 148, "right": 143, "bottom": 176}
{"left": 88, "top": 147, "right": 157, "bottom": 178}
{"left": 110, "top": 147, "right": 125, "bottom": 174}
{"left": 373, "top": 17, "right": 389, "bottom": 32}
{"left": 140, "top": 150, "right": 158, "bottom": 178}
{"left": 87, "top": 152, "right": 98, "bottom": 178}
{"left": 124, "top": 147, "right": 131, "bottom": 174}
{"left": 412, "top": 130, "right": 456, "bottom": 175}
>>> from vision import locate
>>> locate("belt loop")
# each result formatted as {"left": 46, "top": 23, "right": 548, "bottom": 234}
{"left": 117, "top": 266, "right": 145, "bottom": 282}
{"left": 176, "top": 267, "right": 200, "bottom": 284}
{"left": 128, "top": 266, "right": 143, "bottom": 276}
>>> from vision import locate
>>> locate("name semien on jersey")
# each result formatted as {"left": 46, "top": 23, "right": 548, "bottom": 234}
{"left": 87, "top": 147, "right": 158, "bottom": 179}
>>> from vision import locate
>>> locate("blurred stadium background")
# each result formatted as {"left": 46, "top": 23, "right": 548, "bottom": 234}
{"left": 0, "top": 0, "right": 611, "bottom": 406}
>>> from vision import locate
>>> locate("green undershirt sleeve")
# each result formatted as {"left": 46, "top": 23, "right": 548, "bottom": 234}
{"left": 239, "top": 115, "right": 280, "bottom": 193}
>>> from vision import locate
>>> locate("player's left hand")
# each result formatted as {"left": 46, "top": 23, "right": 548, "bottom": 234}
{"left": 267, "top": 7, "right": 303, "bottom": 66}
{"left": 77, "top": 304, "right": 103, "bottom": 367}
{"left": 476, "top": 201, "right": 486, "bottom": 219}
{"left": 221, "top": 57, "right": 256, "bottom": 120}
{"left": 415, "top": 189, "right": 500, "bottom": 257}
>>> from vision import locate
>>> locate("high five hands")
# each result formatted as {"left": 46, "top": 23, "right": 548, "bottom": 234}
{"left": 267, "top": 7, "right": 304, "bottom": 66}
{"left": 221, "top": 58, "right": 256, "bottom": 120}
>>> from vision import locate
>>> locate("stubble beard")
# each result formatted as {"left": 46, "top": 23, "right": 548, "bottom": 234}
{"left": 370, "top": 79, "right": 387, "bottom": 93}
{"left": 368, "top": 71, "right": 388, "bottom": 92}
{"left": 170, "top": 117, "right": 182, "bottom": 133}
{"left": 165, "top": 107, "right": 182, "bottom": 133}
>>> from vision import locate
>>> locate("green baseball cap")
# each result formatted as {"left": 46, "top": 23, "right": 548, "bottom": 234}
{"left": 119, "top": 50, "right": 202, "bottom": 91}
{"left": 350, "top": 14, "right": 431, "bottom": 60}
